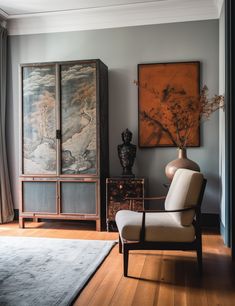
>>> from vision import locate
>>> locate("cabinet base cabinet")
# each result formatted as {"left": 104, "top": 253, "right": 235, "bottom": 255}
{"left": 19, "top": 179, "right": 102, "bottom": 231}
{"left": 19, "top": 215, "right": 101, "bottom": 231}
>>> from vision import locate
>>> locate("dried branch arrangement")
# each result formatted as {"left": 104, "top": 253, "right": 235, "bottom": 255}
{"left": 135, "top": 81, "right": 224, "bottom": 149}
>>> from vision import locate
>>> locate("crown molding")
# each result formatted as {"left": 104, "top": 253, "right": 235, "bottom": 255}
{"left": 216, "top": 0, "right": 224, "bottom": 16}
{"left": 7, "top": 0, "right": 219, "bottom": 36}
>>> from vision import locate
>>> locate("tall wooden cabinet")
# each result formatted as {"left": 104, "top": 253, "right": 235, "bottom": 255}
{"left": 19, "top": 59, "right": 109, "bottom": 230}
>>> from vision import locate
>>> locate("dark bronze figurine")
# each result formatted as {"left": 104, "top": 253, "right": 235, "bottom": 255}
{"left": 118, "top": 129, "right": 136, "bottom": 177}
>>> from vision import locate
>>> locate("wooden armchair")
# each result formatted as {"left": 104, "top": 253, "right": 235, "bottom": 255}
{"left": 115, "top": 169, "right": 207, "bottom": 277}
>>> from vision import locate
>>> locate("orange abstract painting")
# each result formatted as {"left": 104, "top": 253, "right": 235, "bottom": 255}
{"left": 138, "top": 62, "right": 200, "bottom": 147}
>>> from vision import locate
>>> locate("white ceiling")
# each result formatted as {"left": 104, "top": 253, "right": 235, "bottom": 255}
{"left": 0, "top": 0, "right": 224, "bottom": 35}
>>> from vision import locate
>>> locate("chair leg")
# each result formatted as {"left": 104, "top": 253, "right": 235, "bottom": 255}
{"left": 123, "top": 244, "right": 129, "bottom": 277}
{"left": 119, "top": 235, "right": 122, "bottom": 254}
{"left": 197, "top": 241, "right": 203, "bottom": 275}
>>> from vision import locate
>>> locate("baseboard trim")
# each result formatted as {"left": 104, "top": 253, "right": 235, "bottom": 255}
{"left": 220, "top": 221, "right": 225, "bottom": 237}
{"left": 201, "top": 213, "right": 220, "bottom": 230}
{"left": 220, "top": 220, "right": 230, "bottom": 246}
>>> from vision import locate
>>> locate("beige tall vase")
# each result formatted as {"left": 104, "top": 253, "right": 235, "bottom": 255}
{"left": 165, "top": 148, "right": 200, "bottom": 181}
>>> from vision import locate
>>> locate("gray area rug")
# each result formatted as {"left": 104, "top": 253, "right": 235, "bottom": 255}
{"left": 0, "top": 236, "right": 115, "bottom": 306}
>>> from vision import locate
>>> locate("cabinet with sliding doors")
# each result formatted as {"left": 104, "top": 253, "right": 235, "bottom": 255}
{"left": 19, "top": 59, "right": 109, "bottom": 231}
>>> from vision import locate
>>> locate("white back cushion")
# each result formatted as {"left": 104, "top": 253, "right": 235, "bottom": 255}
{"left": 165, "top": 169, "right": 204, "bottom": 226}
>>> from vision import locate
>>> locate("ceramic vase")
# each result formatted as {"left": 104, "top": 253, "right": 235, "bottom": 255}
{"left": 165, "top": 148, "right": 200, "bottom": 181}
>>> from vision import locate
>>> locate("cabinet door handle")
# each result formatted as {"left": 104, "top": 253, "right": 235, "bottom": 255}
{"left": 56, "top": 130, "right": 61, "bottom": 139}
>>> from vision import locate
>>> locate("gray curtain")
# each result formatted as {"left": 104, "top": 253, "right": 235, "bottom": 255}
{"left": 0, "top": 24, "right": 14, "bottom": 223}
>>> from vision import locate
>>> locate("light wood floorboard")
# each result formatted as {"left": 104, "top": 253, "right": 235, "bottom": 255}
{"left": 0, "top": 221, "right": 235, "bottom": 306}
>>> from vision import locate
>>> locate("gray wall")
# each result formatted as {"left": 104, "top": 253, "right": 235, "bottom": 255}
{"left": 7, "top": 20, "right": 220, "bottom": 213}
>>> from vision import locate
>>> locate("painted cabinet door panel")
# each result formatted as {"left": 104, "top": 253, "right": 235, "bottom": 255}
{"left": 22, "top": 65, "right": 57, "bottom": 175}
{"left": 60, "top": 63, "right": 97, "bottom": 175}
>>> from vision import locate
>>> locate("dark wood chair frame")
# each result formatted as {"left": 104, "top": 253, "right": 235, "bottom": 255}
{"left": 118, "top": 179, "right": 207, "bottom": 277}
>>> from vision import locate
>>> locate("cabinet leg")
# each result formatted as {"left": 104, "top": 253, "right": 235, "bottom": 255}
{"left": 19, "top": 217, "right": 25, "bottom": 228}
{"left": 96, "top": 219, "right": 101, "bottom": 231}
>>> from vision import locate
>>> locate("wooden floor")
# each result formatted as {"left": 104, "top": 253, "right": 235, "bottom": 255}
{"left": 0, "top": 221, "right": 235, "bottom": 306}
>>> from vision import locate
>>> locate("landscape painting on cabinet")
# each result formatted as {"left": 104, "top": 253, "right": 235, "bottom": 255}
{"left": 22, "top": 63, "right": 97, "bottom": 175}
{"left": 61, "top": 63, "right": 97, "bottom": 175}
{"left": 22, "top": 65, "right": 57, "bottom": 174}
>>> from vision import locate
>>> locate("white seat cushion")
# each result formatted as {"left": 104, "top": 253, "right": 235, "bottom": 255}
{"left": 116, "top": 210, "right": 195, "bottom": 242}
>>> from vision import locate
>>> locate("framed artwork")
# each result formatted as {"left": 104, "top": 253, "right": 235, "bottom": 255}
{"left": 138, "top": 61, "right": 200, "bottom": 147}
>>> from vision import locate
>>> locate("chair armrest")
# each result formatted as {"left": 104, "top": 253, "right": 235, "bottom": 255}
{"left": 125, "top": 196, "right": 166, "bottom": 201}
{"left": 138, "top": 205, "right": 199, "bottom": 243}
{"left": 137, "top": 206, "right": 198, "bottom": 213}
